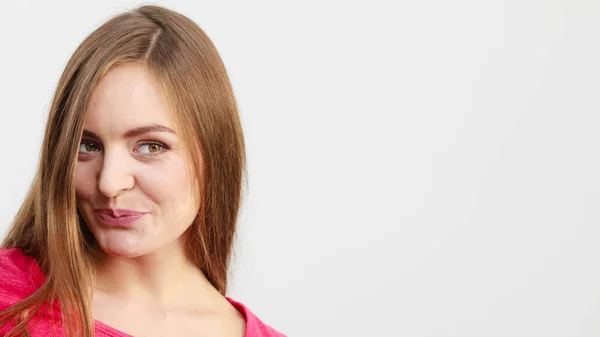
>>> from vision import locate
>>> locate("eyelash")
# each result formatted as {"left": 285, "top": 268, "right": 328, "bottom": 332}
{"left": 79, "top": 140, "right": 170, "bottom": 156}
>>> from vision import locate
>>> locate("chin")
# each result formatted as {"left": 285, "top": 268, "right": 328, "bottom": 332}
{"left": 100, "top": 244, "right": 145, "bottom": 258}
{"left": 95, "top": 234, "right": 150, "bottom": 258}
{"left": 101, "top": 246, "right": 144, "bottom": 258}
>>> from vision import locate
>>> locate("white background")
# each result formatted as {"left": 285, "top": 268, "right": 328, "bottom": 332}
{"left": 0, "top": 1, "right": 599, "bottom": 336}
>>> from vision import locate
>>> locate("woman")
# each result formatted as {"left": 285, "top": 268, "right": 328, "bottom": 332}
{"left": 0, "top": 5, "right": 284, "bottom": 337}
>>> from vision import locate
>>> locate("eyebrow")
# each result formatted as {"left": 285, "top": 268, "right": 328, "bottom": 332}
{"left": 82, "top": 124, "right": 176, "bottom": 140}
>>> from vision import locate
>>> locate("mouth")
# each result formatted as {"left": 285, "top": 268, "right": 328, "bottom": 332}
{"left": 94, "top": 208, "right": 148, "bottom": 227}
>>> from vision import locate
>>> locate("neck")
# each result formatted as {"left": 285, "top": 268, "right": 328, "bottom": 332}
{"left": 91, "top": 241, "right": 216, "bottom": 309}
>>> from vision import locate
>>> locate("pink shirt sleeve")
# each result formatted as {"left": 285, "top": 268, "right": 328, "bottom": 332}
{"left": 226, "top": 297, "right": 287, "bottom": 337}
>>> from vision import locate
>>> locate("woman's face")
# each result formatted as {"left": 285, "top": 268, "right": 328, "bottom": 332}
{"left": 75, "top": 62, "right": 200, "bottom": 258}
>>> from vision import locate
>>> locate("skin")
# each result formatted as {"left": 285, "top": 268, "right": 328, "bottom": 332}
{"left": 75, "top": 62, "right": 245, "bottom": 337}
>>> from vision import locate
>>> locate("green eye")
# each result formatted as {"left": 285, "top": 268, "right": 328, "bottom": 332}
{"left": 138, "top": 143, "right": 165, "bottom": 154}
{"left": 80, "top": 142, "right": 99, "bottom": 153}
{"left": 149, "top": 144, "right": 161, "bottom": 153}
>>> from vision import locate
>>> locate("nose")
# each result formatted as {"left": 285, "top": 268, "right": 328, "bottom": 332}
{"left": 98, "top": 149, "right": 135, "bottom": 198}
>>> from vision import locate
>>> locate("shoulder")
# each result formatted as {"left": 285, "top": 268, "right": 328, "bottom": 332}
{"left": 0, "top": 248, "right": 58, "bottom": 336}
{"left": 226, "top": 297, "right": 287, "bottom": 337}
{"left": 0, "top": 248, "right": 44, "bottom": 309}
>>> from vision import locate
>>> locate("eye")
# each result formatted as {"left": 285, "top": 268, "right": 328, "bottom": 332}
{"left": 137, "top": 142, "right": 167, "bottom": 155}
{"left": 80, "top": 141, "right": 100, "bottom": 153}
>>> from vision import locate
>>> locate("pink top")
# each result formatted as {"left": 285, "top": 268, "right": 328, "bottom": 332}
{"left": 0, "top": 248, "right": 285, "bottom": 336}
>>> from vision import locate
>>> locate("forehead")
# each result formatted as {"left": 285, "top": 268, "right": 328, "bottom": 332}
{"left": 85, "top": 63, "right": 172, "bottom": 129}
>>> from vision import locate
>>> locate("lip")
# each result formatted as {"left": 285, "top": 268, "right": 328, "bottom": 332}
{"left": 95, "top": 208, "right": 147, "bottom": 227}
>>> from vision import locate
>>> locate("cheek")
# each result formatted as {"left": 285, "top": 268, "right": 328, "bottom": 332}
{"left": 138, "top": 158, "right": 197, "bottom": 212}
{"left": 75, "top": 163, "right": 97, "bottom": 201}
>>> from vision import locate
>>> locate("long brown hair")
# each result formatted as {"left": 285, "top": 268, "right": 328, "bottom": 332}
{"left": 0, "top": 5, "right": 246, "bottom": 336}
